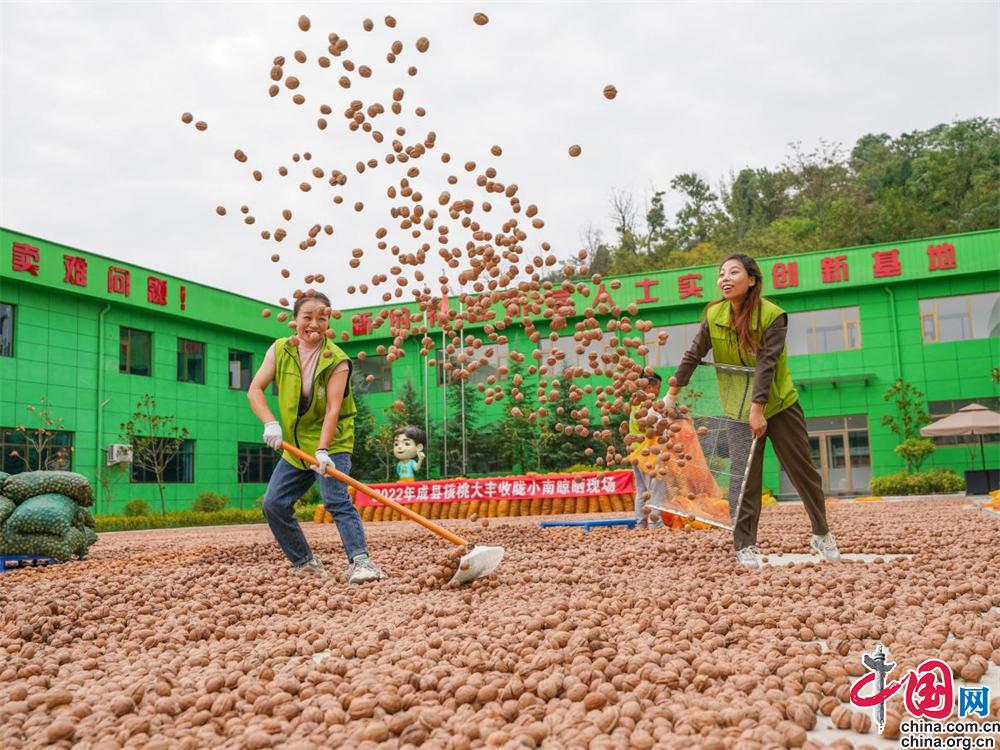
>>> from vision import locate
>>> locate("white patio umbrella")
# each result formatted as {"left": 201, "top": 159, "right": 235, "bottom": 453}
{"left": 920, "top": 403, "right": 1000, "bottom": 469}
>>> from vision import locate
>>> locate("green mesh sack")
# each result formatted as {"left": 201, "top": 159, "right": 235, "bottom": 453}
{"left": 77, "top": 527, "right": 98, "bottom": 556}
{"left": 74, "top": 506, "right": 96, "bottom": 529}
{"left": 0, "top": 527, "right": 83, "bottom": 562}
{"left": 0, "top": 497, "right": 14, "bottom": 525}
{"left": 6, "top": 494, "right": 78, "bottom": 536}
{"left": 3, "top": 471, "right": 95, "bottom": 507}
{"left": 0, "top": 471, "right": 9, "bottom": 490}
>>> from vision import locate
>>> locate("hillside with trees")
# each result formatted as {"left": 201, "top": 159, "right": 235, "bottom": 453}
{"left": 579, "top": 118, "right": 999, "bottom": 276}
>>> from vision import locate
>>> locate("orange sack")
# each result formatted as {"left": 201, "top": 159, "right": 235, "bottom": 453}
{"left": 628, "top": 419, "right": 728, "bottom": 526}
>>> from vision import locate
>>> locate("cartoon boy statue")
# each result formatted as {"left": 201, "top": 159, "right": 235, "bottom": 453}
{"left": 393, "top": 425, "right": 426, "bottom": 482}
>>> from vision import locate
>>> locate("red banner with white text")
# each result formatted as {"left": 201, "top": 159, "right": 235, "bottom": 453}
{"left": 354, "top": 471, "right": 634, "bottom": 507}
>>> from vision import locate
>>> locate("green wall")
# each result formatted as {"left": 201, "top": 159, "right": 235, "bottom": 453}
{"left": 1, "top": 228, "right": 284, "bottom": 513}
{"left": 2, "top": 226, "right": 998, "bottom": 512}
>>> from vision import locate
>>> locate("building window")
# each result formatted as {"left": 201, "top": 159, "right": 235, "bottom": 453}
{"left": 919, "top": 292, "right": 1000, "bottom": 344}
{"left": 1, "top": 428, "right": 73, "bottom": 474}
{"left": 469, "top": 343, "right": 508, "bottom": 384}
{"left": 779, "top": 415, "right": 870, "bottom": 496}
{"left": 927, "top": 398, "right": 1000, "bottom": 447}
{"left": 120, "top": 327, "right": 153, "bottom": 376}
{"left": 786, "top": 307, "right": 861, "bottom": 356}
{"left": 536, "top": 336, "right": 613, "bottom": 374}
{"left": 436, "top": 344, "right": 509, "bottom": 385}
{"left": 177, "top": 339, "right": 206, "bottom": 384}
{"left": 237, "top": 442, "right": 279, "bottom": 483}
{"left": 354, "top": 355, "right": 393, "bottom": 393}
{"left": 130, "top": 439, "right": 195, "bottom": 483}
{"left": 0, "top": 303, "right": 14, "bottom": 358}
{"left": 228, "top": 350, "right": 252, "bottom": 390}
{"left": 644, "top": 323, "right": 702, "bottom": 368}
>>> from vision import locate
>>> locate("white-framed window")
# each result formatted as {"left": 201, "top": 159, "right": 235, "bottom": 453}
{"left": 436, "top": 343, "right": 508, "bottom": 385}
{"left": 228, "top": 350, "right": 252, "bottom": 390}
{"left": 786, "top": 307, "right": 861, "bottom": 355}
{"left": 919, "top": 292, "right": 1000, "bottom": 344}
{"left": 354, "top": 355, "right": 392, "bottom": 393}
{"left": 644, "top": 323, "right": 702, "bottom": 368}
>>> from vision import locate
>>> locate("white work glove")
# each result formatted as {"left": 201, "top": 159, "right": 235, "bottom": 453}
{"left": 662, "top": 392, "right": 677, "bottom": 413}
{"left": 263, "top": 421, "right": 283, "bottom": 451}
{"left": 313, "top": 449, "right": 334, "bottom": 477}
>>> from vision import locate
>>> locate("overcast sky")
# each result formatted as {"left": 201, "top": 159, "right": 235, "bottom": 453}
{"left": 1, "top": 1, "right": 997, "bottom": 309}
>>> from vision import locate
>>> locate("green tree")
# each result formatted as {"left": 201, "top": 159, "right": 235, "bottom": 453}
{"left": 881, "top": 378, "right": 933, "bottom": 473}
{"left": 437, "top": 375, "right": 495, "bottom": 477}
{"left": 537, "top": 378, "right": 608, "bottom": 471}
{"left": 645, "top": 190, "right": 667, "bottom": 251}
{"left": 490, "top": 358, "right": 542, "bottom": 473}
{"left": 893, "top": 438, "right": 937, "bottom": 473}
{"left": 350, "top": 380, "right": 386, "bottom": 483}
{"left": 596, "top": 118, "right": 1000, "bottom": 275}
{"left": 881, "top": 377, "right": 932, "bottom": 442}
{"left": 667, "top": 172, "right": 724, "bottom": 253}
{"left": 99, "top": 463, "right": 129, "bottom": 514}
{"left": 120, "top": 394, "right": 190, "bottom": 515}
{"left": 363, "top": 380, "right": 430, "bottom": 482}
{"left": 9, "top": 397, "right": 71, "bottom": 472}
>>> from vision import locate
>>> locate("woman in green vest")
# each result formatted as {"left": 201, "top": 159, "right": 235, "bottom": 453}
{"left": 248, "top": 291, "right": 383, "bottom": 584}
{"left": 665, "top": 254, "right": 841, "bottom": 568}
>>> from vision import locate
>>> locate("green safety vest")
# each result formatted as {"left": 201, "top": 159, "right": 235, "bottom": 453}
{"left": 705, "top": 298, "right": 798, "bottom": 420}
{"left": 274, "top": 337, "right": 356, "bottom": 469}
{"left": 629, "top": 404, "right": 641, "bottom": 436}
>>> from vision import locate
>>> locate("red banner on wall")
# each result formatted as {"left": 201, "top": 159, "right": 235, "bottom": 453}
{"left": 354, "top": 471, "right": 634, "bottom": 507}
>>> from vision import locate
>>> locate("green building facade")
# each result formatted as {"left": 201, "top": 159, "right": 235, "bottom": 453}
{"left": 2, "top": 226, "right": 998, "bottom": 513}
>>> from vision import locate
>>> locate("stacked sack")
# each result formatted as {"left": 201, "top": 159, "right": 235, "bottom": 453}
{"left": 0, "top": 471, "right": 99, "bottom": 561}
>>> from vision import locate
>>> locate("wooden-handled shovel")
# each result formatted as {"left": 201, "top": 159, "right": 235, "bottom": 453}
{"left": 281, "top": 442, "right": 504, "bottom": 584}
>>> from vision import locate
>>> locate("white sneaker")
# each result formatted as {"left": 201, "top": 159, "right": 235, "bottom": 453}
{"left": 735, "top": 546, "right": 762, "bottom": 568}
{"left": 292, "top": 557, "right": 329, "bottom": 578}
{"left": 348, "top": 557, "right": 384, "bottom": 584}
{"left": 811, "top": 533, "right": 841, "bottom": 561}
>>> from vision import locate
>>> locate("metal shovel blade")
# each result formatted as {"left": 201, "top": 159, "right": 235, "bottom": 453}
{"left": 645, "top": 503, "right": 734, "bottom": 531}
{"left": 449, "top": 545, "right": 505, "bottom": 585}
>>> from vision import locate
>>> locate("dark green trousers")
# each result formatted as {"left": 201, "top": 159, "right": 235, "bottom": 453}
{"left": 730, "top": 402, "right": 830, "bottom": 551}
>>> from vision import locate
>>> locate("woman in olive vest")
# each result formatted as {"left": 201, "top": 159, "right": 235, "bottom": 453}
{"left": 248, "top": 291, "right": 383, "bottom": 584}
{"left": 665, "top": 254, "right": 841, "bottom": 568}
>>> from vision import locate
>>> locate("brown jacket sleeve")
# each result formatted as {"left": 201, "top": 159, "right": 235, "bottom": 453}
{"left": 671, "top": 320, "right": 711, "bottom": 387}
{"left": 751, "top": 313, "right": 788, "bottom": 404}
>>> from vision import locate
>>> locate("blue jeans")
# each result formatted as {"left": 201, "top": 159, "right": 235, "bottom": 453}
{"left": 262, "top": 455, "right": 368, "bottom": 565}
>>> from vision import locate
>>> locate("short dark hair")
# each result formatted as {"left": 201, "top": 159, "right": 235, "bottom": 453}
{"left": 293, "top": 290, "right": 332, "bottom": 317}
{"left": 395, "top": 425, "right": 425, "bottom": 445}
{"left": 647, "top": 372, "right": 663, "bottom": 383}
